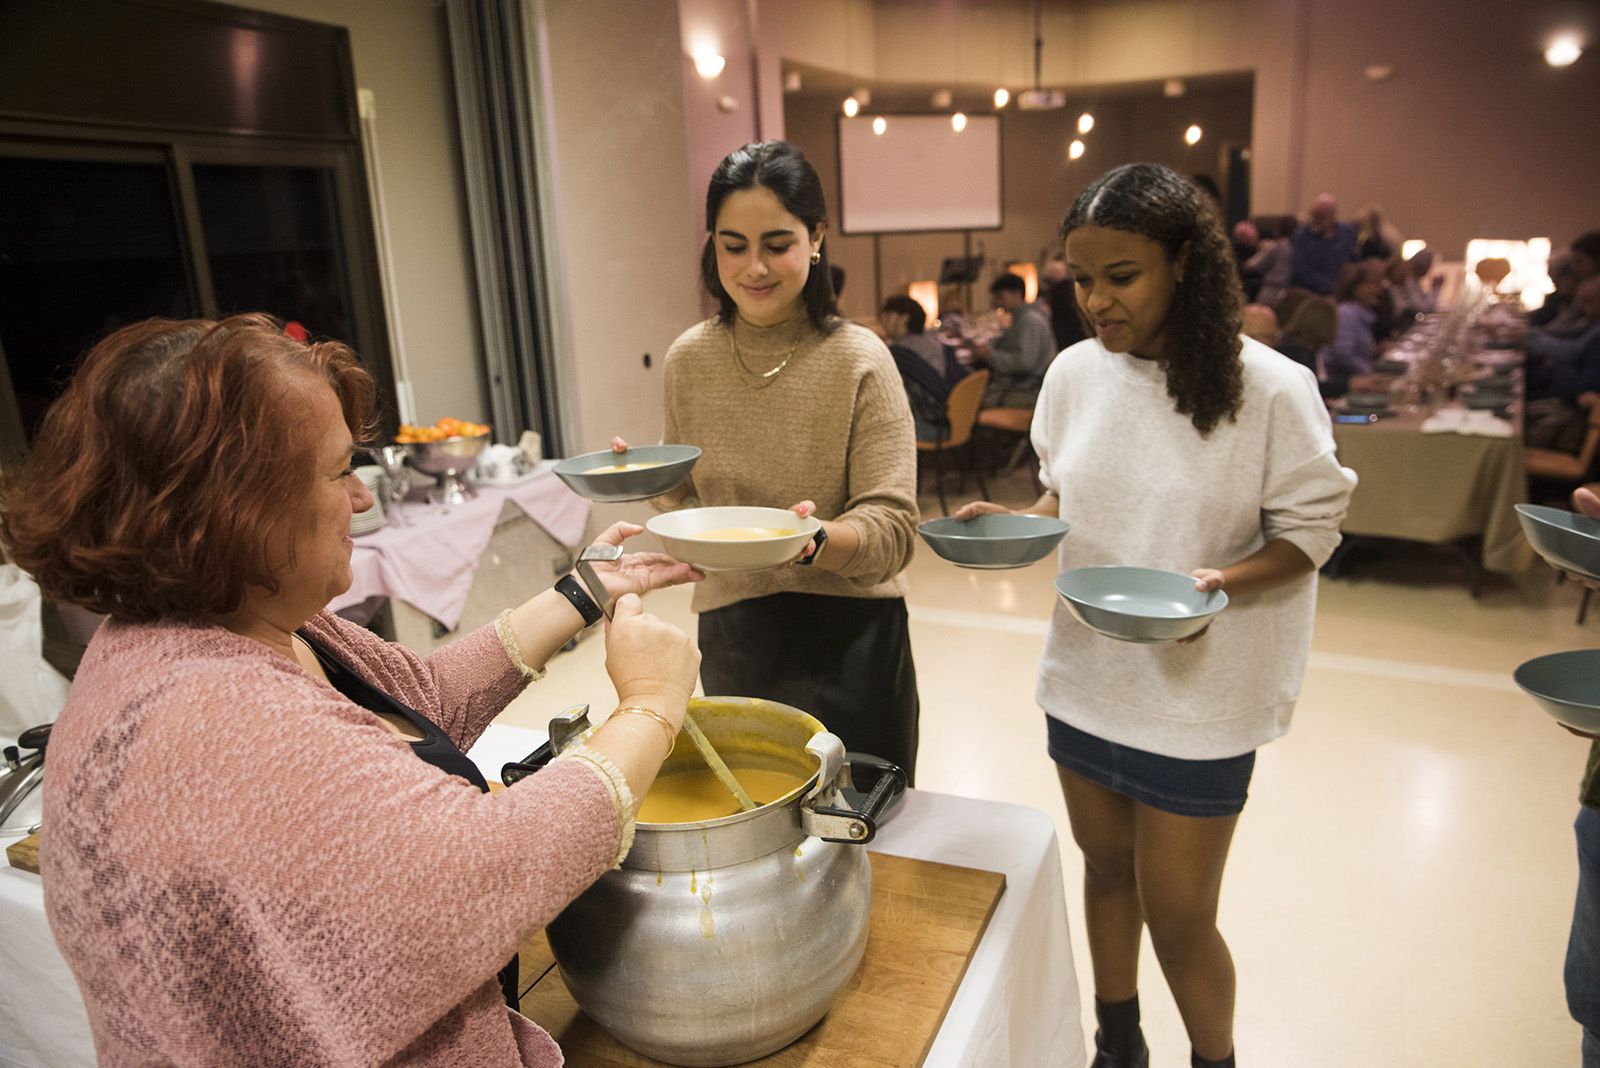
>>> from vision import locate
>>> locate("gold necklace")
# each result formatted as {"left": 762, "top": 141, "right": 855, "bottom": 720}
{"left": 730, "top": 323, "right": 801, "bottom": 387}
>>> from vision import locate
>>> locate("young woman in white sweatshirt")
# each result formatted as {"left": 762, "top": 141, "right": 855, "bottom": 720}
{"left": 959, "top": 163, "right": 1354, "bottom": 1068}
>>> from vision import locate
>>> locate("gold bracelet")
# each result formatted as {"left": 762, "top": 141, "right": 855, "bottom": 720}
{"left": 612, "top": 705, "right": 678, "bottom": 751}
{"left": 495, "top": 609, "right": 547, "bottom": 681}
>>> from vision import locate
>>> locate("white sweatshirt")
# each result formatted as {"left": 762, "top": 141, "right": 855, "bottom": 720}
{"left": 1032, "top": 336, "right": 1355, "bottom": 759}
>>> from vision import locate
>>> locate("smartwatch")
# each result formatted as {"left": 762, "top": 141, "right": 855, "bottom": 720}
{"left": 554, "top": 574, "right": 605, "bottom": 627}
{"left": 795, "top": 525, "right": 828, "bottom": 567}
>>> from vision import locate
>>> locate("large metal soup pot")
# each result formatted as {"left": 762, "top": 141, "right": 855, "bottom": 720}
{"left": 503, "top": 698, "right": 905, "bottom": 1067}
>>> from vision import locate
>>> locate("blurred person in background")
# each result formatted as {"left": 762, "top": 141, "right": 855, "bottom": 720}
{"left": 880, "top": 294, "right": 947, "bottom": 379}
{"left": 1322, "top": 263, "right": 1383, "bottom": 394}
{"left": 1045, "top": 254, "right": 1091, "bottom": 353}
{"left": 977, "top": 271, "right": 1057, "bottom": 408}
{"left": 1534, "top": 251, "right": 1582, "bottom": 329}
{"left": 1246, "top": 216, "right": 1297, "bottom": 311}
{"left": 1232, "top": 221, "right": 1263, "bottom": 302}
{"left": 1539, "top": 234, "right": 1600, "bottom": 337}
{"left": 1288, "top": 193, "right": 1358, "bottom": 296}
{"left": 1276, "top": 297, "right": 1338, "bottom": 383}
{"left": 881, "top": 294, "right": 957, "bottom": 442}
{"left": 1355, "top": 204, "right": 1403, "bottom": 261}
{"left": 1529, "top": 277, "right": 1600, "bottom": 405}
{"left": 1240, "top": 304, "right": 1280, "bottom": 348}
{"left": 1391, "top": 248, "right": 1443, "bottom": 321}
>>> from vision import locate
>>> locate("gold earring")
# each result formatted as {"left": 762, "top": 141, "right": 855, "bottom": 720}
{"left": 810, "top": 250, "right": 821, "bottom": 265}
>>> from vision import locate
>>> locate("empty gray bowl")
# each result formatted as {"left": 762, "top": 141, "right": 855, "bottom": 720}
{"left": 554, "top": 445, "right": 700, "bottom": 503}
{"left": 1055, "top": 566, "right": 1228, "bottom": 643}
{"left": 917, "top": 514, "right": 1070, "bottom": 569}
{"left": 1514, "top": 650, "right": 1600, "bottom": 734}
{"left": 1515, "top": 504, "right": 1600, "bottom": 581}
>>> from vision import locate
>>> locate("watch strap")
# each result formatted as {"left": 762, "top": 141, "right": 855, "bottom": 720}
{"left": 795, "top": 524, "right": 828, "bottom": 566}
{"left": 555, "top": 574, "right": 605, "bottom": 627}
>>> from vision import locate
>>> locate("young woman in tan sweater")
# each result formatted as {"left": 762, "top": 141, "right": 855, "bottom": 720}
{"left": 640, "top": 141, "right": 922, "bottom": 781}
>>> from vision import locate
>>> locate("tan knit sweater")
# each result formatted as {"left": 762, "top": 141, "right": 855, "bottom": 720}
{"left": 660, "top": 313, "right": 920, "bottom": 613}
{"left": 42, "top": 611, "right": 625, "bottom": 1067}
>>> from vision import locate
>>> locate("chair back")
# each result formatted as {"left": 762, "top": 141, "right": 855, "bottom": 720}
{"left": 937, "top": 369, "right": 989, "bottom": 450}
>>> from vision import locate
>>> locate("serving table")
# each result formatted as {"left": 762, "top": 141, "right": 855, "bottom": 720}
{"left": 0, "top": 724, "right": 1084, "bottom": 1068}
{"left": 328, "top": 463, "right": 591, "bottom": 653}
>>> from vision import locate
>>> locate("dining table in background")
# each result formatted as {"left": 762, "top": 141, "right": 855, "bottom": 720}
{"left": 1324, "top": 326, "right": 1532, "bottom": 594}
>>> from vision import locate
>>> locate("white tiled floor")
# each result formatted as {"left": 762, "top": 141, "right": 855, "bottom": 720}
{"left": 499, "top": 467, "right": 1591, "bottom": 1066}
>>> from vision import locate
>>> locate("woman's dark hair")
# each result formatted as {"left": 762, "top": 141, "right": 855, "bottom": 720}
{"left": 700, "top": 141, "right": 839, "bottom": 334}
{"left": 1571, "top": 230, "right": 1600, "bottom": 269}
{"left": 989, "top": 272, "right": 1027, "bottom": 296}
{"left": 1334, "top": 262, "right": 1370, "bottom": 303}
{"left": 881, "top": 295, "right": 927, "bottom": 334}
{"left": 1061, "top": 162, "right": 1244, "bottom": 434}
{"left": 0, "top": 314, "right": 377, "bottom": 622}
{"left": 1282, "top": 296, "right": 1338, "bottom": 350}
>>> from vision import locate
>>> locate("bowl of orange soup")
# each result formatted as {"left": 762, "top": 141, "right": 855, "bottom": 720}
{"left": 646, "top": 506, "right": 822, "bottom": 572}
{"left": 553, "top": 444, "right": 701, "bottom": 502}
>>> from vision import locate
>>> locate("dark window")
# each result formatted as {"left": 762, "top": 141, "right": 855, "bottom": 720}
{"left": 194, "top": 163, "right": 353, "bottom": 341}
{"left": 0, "top": 154, "right": 194, "bottom": 439}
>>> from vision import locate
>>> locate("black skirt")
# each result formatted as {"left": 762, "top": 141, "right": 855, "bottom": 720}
{"left": 697, "top": 592, "right": 919, "bottom": 785}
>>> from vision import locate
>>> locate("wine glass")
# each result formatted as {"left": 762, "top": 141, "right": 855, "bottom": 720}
{"left": 373, "top": 444, "right": 412, "bottom": 527}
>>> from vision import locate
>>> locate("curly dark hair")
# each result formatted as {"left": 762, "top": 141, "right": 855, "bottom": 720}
{"left": 0, "top": 314, "right": 377, "bottom": 622}
{"left": 1061, "top": 162, "right": 1244, "bottom": 434}
{"left": 699, "top": 141, "right": 840, "bottom": 335}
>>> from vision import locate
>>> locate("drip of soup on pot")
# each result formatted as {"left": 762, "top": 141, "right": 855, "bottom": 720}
{"left": 638, "top": 767, "right": 809, "bottom": 823}
{"left": 585, "top": 461, "right": 666, "bottom": 474}
{"left": 693, "top": 527, "right": 799, "bottom": 541}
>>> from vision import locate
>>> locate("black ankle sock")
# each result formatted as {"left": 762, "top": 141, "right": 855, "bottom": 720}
{"left": 1191, "top": 1049, "right": 1236, "bottom": 1068}
{"left": 1094, "top": 994, "right": 1142, "bottom": 1054}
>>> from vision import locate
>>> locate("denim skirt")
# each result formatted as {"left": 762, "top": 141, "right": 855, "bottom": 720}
{"left": 1046, "top": 715, "right": 1255, "bottom": 818}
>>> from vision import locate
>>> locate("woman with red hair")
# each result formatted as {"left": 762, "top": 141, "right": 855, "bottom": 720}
{"left": 0, "top": 315, "right": 702, "bottom": 1067}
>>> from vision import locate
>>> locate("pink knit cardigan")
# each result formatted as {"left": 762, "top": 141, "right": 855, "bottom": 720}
{"left": 42, "top": 610, "right": 623, "bottom": 1067}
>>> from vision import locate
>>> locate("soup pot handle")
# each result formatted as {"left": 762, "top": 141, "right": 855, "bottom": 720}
{"left": 501, "top": 705, "right": 593, "bottom": 786}
{"left": 802, "top": 754, "right": 907, "bottom": 845}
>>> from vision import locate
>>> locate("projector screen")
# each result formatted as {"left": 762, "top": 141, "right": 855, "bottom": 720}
{"left": 837, "top": 114, "right": 1002, "bottom": 234}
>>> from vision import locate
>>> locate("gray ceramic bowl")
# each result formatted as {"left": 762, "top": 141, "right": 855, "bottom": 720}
{"left": 1055, "top": 566, "right": 1228, "bottom": 643}
{"left": 1514, "top": 650, "right": 1600, "bottom": 734}
{"left": 554, "top": 445, "right": 701, "bottom": 503}
{"left": 917, "top": 514, "right": 1070, "bottom": 569}
{"left": 1515, "top": 504, "right": 1600, "bottom": 581}
{"left": 1463, "top": 392, "right": 1513, "bottom": 410}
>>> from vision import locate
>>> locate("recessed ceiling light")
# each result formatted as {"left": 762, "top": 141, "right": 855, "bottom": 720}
{"left": 1546, "top": 35, "right": 1583, "bottom": 67}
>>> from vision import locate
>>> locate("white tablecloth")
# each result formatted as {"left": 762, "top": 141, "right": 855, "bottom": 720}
{"left": 0, "top": 724, "right": 1082, "bottom": 1068}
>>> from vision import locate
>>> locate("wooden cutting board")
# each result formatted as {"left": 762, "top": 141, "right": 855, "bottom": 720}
{"left": 6, "top": 831, "right": 41, "bottom": 874}
{"left": 516, "top": 852, "right": 1006, "bottom": 1068}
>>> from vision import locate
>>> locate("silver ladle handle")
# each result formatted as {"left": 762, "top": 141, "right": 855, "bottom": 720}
{"left": 575, "top": 543, "right": 624, "bottom": 620}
